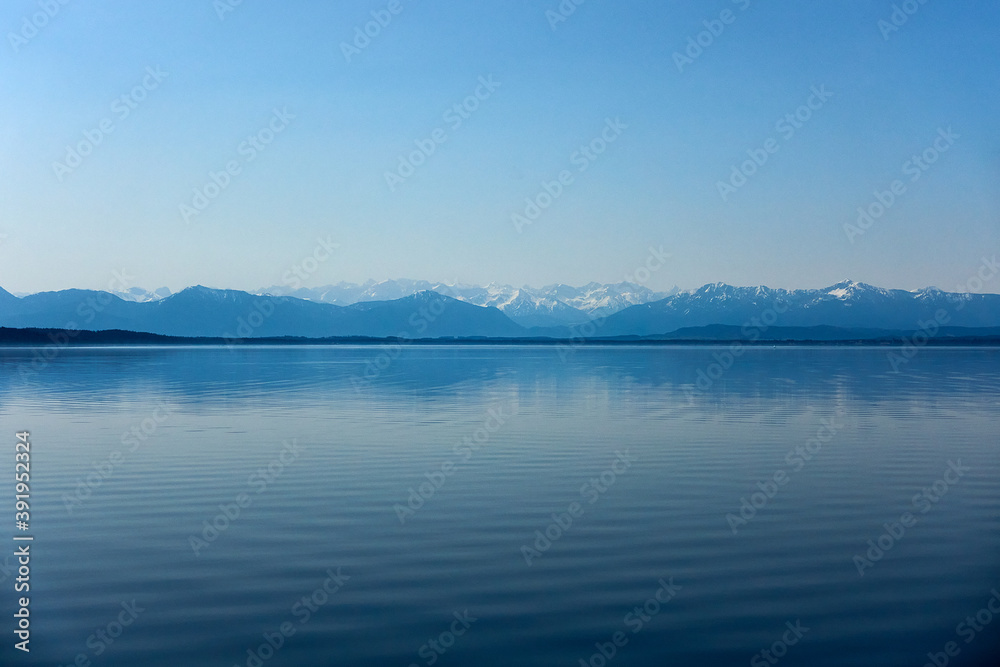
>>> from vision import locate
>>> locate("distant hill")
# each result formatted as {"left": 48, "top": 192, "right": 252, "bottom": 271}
{"left": 256, "top": 279, "right": 678, "bottom": 327}
{"left": 2, "top": 281, "right": 998, "bottom": 340}
{"left": 1, "top": 325, "right": 998, "bottom": 347}
{"left": 589, "top": 281, "right": 1000, "bottom": 337}
{"left": 0, "top": 288, "right": 525, "bottom": 339}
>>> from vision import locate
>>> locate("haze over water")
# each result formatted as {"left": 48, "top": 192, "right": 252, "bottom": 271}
{"left": 1, "top": 345, "right": 998, "bottom": 666}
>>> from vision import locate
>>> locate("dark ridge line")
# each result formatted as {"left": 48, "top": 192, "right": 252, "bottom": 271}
{"left": 1, "top": 327, "right": 999, "bottom": 347}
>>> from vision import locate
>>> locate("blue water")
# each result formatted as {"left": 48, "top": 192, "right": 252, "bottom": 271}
{"left": 1, "top": 345, "right": 998, "bottom": 666}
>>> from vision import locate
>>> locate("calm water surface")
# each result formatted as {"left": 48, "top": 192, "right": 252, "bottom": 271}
{"left": 0, "top": 345, "right": 998, "bottom": 666}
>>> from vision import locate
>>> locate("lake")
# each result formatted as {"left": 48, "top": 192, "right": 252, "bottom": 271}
{"left": 1, "top": 345, "right": 998, "bottom": 666}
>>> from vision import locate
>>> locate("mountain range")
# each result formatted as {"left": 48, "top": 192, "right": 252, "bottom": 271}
{"left": 12, "top": 279, "right": 677, "bottom": 328}
{"left": 258, "top": 280, "right": 681, "bottom": 327}
{"left": 1, "top": 280, "right": 998, "bottom": 340}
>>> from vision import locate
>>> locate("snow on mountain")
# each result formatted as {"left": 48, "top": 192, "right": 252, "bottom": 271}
{"left": 257, "top": 280, "right": 679, "bottom": 327}
{"left": 3, "top": 280, "right": 1000, "bottom": 339}
{"left": 546, "top": 282, "right": 677, "bottom": 317}
{"left": 598, "top": 280, "right": 1000, "bottom": 336}
{"left": 111, "top": 287, "right": 172, "bottom": 302}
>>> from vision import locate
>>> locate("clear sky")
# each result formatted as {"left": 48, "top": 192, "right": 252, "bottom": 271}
{"left": 1, "top": 0, "right": 997, "bottom": 295}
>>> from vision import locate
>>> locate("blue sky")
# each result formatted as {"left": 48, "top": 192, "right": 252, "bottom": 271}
{"left": 1, "top": 0, "right": 997, "bottom": 294}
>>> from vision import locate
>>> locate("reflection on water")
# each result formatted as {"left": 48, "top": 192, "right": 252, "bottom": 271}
{"left": 0, "top": 345, "right": 998, "bottom": 666}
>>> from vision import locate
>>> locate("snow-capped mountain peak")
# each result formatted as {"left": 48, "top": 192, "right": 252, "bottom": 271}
{"left": 253, "top": 280, "right": 679, "bottom": 328}
{"left": 111, "top": 286, "right": 172, "bottom": 302}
